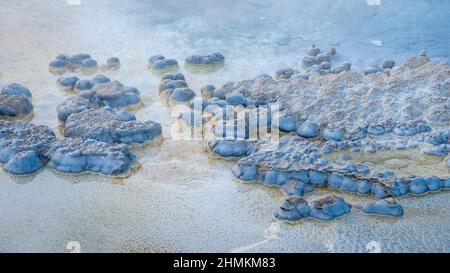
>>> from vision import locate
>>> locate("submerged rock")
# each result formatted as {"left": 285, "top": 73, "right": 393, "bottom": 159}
{"left": 47, "top": 138, "right": 137, "bottom": 175}
{"left": 64, "top": 107, "right": 161, "bottom": 144}
{"left": 0, "top": 94, "right": 33, "bottom": 117}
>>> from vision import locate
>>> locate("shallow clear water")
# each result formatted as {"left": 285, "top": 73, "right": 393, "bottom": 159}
{"left": 1, "top": 0, "right": 449, "bottom": 252}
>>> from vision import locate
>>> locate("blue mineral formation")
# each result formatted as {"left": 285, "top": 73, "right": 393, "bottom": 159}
{"left": 362, "top": 198, "right": 404, "bottom": 217}
{"left": 1, "top": 83, "right": 32, "bottom": 97}
{"left": 185, "top": 52, "right": 225, "bottom": 67}
{"left": 274, "top": 195, "right": 310, "bottom": 221}
{"left": 0, "top": 120, "right": 56, "bottom": 174}
{"left": 0, "top": 94, "right": 33, "bottom": 117}
{"left": 106, "top": 57, "right": 121, "bottom": 70}
{"left": 64, "top": 107, "right": 162, "bottom": 144}
{"left": 49, "top": 53, "right": 99, "bottom": 74}
{"left": 85, "top": 81, "right": 141, "bottom": 107}
{"left": 47, "top": 138, "right": 137, "bottom": 175}
{"left": 149, "top": 55, "right": 179, "bottom": 72}
{"left": 57, "top": 76, "right": 80, "bottom": 92}
{"left": 57, "top": 96, "right": 96, "bottom": 122}
{"left": 169, "top": 88, "right": 196, "bottom": 103}
{"left": 310, "top": 195, "right": 352, "bottom": 221}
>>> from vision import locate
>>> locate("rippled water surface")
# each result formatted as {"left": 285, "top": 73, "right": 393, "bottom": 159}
{"left": 0, "top": 0, "right": 449, "bottom": 252}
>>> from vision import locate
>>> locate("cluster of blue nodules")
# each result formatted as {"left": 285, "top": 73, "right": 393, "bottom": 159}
{"left": 157, "top": 71, "right": 197, "bottom": 103}
{"left": 57, "top": 76, "right": 142, "bottom": 117}
{"left": 364, "top": 59, "right": 396, "bottom": 75}
{"left": 57, "top": 74, "right": 111, "bottom": 92}
{"left": 49, "top": 53, "right": 98, "bottom": 74}
{"left": 301, "top": 44, "right": 346, "bottom": 75}
{"left": 149, "top": 55, "right": 179, "bottom": 72}
{"left": 362, "top": 198, "right": 403, "bottom": 217}
{"left": 230, "top": 134, "right": 450, "bottom": 201}
{"left": 389, "top": 176, "right": 450, "bottom": 196}
{"left": 185, "top": 52, "right": 225, "bottom": 66}
{"left": 274, "top": 195, "right": 351, "bottom": 221}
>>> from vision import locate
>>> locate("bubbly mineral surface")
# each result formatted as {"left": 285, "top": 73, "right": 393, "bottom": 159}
{"left": 0, "top": 94, "right": 33, "bottom": 118}
{"left": 0, "top": 120, "right": 56, "bottom": 174}
{"left": 64, "top": 107, "right": 162, "bottom": 144}
{"left": 192, "top": 53, "right": 450, "bottom": 222}
{"left": 47, "top": 138, "right": 137, "bottom": 175}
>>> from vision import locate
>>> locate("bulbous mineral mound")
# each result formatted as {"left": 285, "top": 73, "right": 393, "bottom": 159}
{"left": 0, "top": 120, "right": 56, "bottom": 174}
{"left": 0, "top": 94, "right": 33, "bottom": 118}
{"left": 64, "top": 107, "right": 162, "bottom": 144}
{"left": 47, "top": 138, "right": 137, "bottom": 176}
{"left": 87, "top": 81, "right": 141, "bottom": 108}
